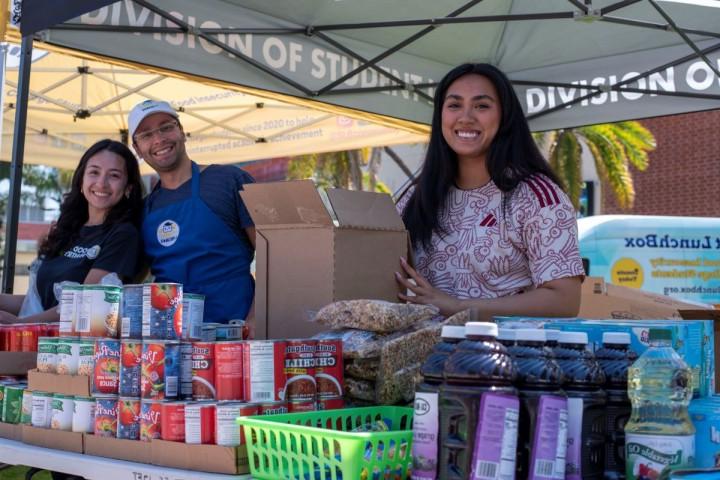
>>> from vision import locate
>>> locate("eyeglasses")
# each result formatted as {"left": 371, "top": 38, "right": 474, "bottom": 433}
{"left": 134, "top": 121, "right": 179, "bottom": 143}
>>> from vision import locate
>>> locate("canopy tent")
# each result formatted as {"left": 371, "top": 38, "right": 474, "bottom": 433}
{"left": 0, "top": 45, "right": 426, "bottom": 174}
{"left": 4, "top": 0, "right": 720, "bottom": 292}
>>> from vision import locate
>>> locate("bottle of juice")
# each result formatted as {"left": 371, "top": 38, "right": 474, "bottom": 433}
{"left": 508, "top": 328, "right": 568, "bottom": 480}
{"left": 411, "top": 325, "right": 465, "bottom": 480}
{"left": 439, "top": 322, "right": 518, "bottom": 480}
{"left": 594, "top": 332, "right": 637, "bottom": 480}
{"left": 555, "top": 331, "right": 607, "bottom": 480}
{"left": 625, "top": 328, "right": 695, "bottom": 479}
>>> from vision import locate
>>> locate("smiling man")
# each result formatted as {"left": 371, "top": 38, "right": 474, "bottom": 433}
{"left": 129, "top": 100, "right": 256, "bottom": 327}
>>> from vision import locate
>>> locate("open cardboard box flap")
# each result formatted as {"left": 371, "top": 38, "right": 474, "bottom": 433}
{"left": 241, "top": 180, "right": 332, "bottom": 227}
{"left": 326, "top": 188, "right": 405, "bottom": 230}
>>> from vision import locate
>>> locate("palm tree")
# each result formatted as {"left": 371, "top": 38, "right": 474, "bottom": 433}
{"left": 534, "top": 121, "right": 656, "bottom": 210}
{"left": 287, "top": 147, "right": 390, "bottom": 193}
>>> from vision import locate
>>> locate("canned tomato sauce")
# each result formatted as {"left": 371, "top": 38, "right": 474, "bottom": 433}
{"left": 119, "top": 340, "right": 142, "bottom": 397}
{"left": 185, "top": 402, "right": 216, "bottom": 445}
{"left": 92, "top": 338, "right": 121, "bottom": 395}
{"left": 140, "top": 400, "right": 162, "bottom": 441}
{"left": 215, "top": 341, "right": 244, "bottom": 401}
{"left": 179, "top": 342, "right": 193, "bottom": 400}
{"left": 315, "top": 339, "right": 344, "bottom": 399}
{"left": 141, "top": 341, "right": 180, "bottom": 400}
{"left": 160, "top": 401, "right": 186, "bottom": 442}
{"left": 284, "top": 340, "right": 317, "bottom": 402}
{"left": 243, "top": 340, "right": 287, "bottom": 402}
{"left": 142, "top": 283, "right": 183, "bottom": 340}
{"left": 121, "top": 284, "right": 143, "bottom": 339}
{"left": 94, "top": 395, "right": 119, "bottom": 437}
{"left": 117, "top": 397, "right": 141, "bottom": 440}
{"left": 192, "top": 342, "right": 215, "bottom": 400}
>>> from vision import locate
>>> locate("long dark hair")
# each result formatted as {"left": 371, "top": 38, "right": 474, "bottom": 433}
{"left": 38, "top": 139, "right": 144, "bottom": 258}
{"left": 401, "top": 63, "right": 562, "bottom": 249}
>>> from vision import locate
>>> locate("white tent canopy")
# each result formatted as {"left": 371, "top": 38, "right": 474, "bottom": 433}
{"left": 1, "top": 44, "right": 426, "bottom": 173}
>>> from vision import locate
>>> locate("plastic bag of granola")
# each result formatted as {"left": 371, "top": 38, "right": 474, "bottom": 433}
{"left": 313, "top": 300, "right": 439, "bottom": 333}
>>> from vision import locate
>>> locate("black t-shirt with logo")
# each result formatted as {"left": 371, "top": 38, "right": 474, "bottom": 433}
{"left": 36, "top": 222, "right": 141, "bottom": 310}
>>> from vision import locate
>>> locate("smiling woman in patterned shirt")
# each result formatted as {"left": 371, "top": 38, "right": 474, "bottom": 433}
{"left": 396, "top": 63, "right": 585, "bottom": 320}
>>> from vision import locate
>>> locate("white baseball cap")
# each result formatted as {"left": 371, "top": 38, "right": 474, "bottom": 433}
{"left": 128, "top": 100, "right": 178, "bottom": 139}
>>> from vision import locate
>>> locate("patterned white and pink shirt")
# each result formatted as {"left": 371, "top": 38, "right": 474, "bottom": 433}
{"left": 397, "top": 175, "right": 585, "bottom": 299}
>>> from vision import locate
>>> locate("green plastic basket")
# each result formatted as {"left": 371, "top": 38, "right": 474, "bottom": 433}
{"left": 237, "top": 406, "right": 414, "bottom": 480}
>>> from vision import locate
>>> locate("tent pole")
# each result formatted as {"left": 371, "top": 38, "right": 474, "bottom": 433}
{"left": 2, "top": 35, "right": 33, "bottom": 294}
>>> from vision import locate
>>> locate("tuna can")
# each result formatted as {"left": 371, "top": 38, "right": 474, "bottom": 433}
{"left": 141, "top": 341, "right": 180, "bottom": 400}
{"left": 77, "top": 338, "right": 95, "bottom": 376}
{"left": 77, "top": 285, "right": 121, "bottom": 338}
{"left": 181, "top": 293, "right": 204, "bottom": 340}
{"left": 243, "top": 340, "right": 287, "bottom": 402}
{"left": 315, "top": 339, "right": 344, "bottom": 399}
{"left": 257, "top": 401, "right": 288, "bottom": 416}
{"left": 185, "top": 401, "right": 216, "bottom": 445}
{"left": 20, "top": 389, "right": 32, "bottom": 424}
{"left": 72, "top": 396, "right": 96, "bottom": 433}
{"left": 50, "top": 394, "right": 74, "bottom": 431}
{"left": 317, "top": 396, "right": 345, "bottom": 411}
{"left": 215, "top": 402, "right": 258, "bottom": 446}
{"left": 119, "top": 340, "right": 142, "bottom": 397}
{"left": 92, "top": 338, "right": 121, "bottom": 395}
{"left": 121, "top": 284, "right": 143, "bottom": 339}
{"left": 160, "top": 401, "right": 186, "bottom": 442}
{"left": 140, "top": 399, "right": 162, "bottom": 441}
{"left": 94, "top": 395, "right": 119, "bottom": 437}
{"left": 192, "top": 342, "right": 216, "bottom": 400}
{"left": 3, "top": 385, "right": 25, "bottom": 423}
{"left": 56, "top": 337, "right": 81, "bottom": 375}
{"left": 284, "top": 340, "right": 317, "bottom": 402}
{"left": 59, "top": 285, "right": 83, "bottom": 336}
{"left": 30, "top": 391, "right": 53, "bottom": 428}
{"left": 117, "top": 396, "right": 141, "bottom": 440}
{"left": 179, "top": 342, "right": 193, "bottom": 400}
{"left": 288, "top": 399, "right": 316, "bottom": 413}
{"left": 142, "top": 283, "right": 183, "bottom": 340}
{"left": 215, "top": 341, "right": 244, "bottom": 401}
{"left": 36, "top": 337, "right": 58, "bottom": 373}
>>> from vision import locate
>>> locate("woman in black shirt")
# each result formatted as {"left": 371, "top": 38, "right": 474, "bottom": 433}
{"left": 0, "top": 139, "right": 144, "bottom": 323}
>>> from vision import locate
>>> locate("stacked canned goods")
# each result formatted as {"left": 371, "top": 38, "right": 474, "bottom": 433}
{"left": 0, "top": 323, "right": 59, "bottom": 352}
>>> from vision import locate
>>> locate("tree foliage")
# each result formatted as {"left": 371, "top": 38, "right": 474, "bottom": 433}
{"left": 287, "top": 147, "right": 390, "bottom": 193}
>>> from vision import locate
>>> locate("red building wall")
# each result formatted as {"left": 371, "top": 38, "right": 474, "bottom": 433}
{"left": 601, "top": 109, "right": 720, "bottom": 217}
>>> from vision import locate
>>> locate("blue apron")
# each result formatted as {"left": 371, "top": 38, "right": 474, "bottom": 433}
{"left": 142, "top": 162, "right": 254, "bottom": 323}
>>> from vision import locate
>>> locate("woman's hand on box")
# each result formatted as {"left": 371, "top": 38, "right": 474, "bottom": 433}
{"left": 395, "top": 257, "right": 461, "bottom": 317}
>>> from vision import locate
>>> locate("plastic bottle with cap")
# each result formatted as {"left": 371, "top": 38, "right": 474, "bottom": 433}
{"left": 439, "top": 321, "right": 519, "bottom": 480}
{"left": 554, "top": 330, "right": 607, "bottom": 480}
{"left": 411, "top": 325, "right": 466, "bottom": 480}
{"left": 625, "top": 328, "right": 695, "bottom": 479}
{"left": 508, "top": 328, "right": 568, "bottom": 480}
{"left": 594, "top": 332, "right": 638, "bottom": 480}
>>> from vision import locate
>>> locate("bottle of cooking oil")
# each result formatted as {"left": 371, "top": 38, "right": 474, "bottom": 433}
{"left": 625, "top": 328, "right": 695, "bottom": 479}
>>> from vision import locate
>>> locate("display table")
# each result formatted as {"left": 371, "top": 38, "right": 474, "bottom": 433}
{"left": 0, "top": 438, "right": 252, "bottom": 480}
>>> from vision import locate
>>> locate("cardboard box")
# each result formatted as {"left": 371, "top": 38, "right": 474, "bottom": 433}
{"left": 22, "top": 425, "right": 84, "bottom": 453}
{"left": 242, "top": 181, "right": 409, "bottom": 339}
{"left": 28, "top": 370, "right": 91, "bottom": 396}
{"left": 579, "top": 277, "right": 712, "bottom": 320}
{"left": 0, "top": 421, "right": 22, "bottom": 441}
{"left": 151, "top": 439, "right": 249, "bottom": 475}
{"left": 83, "top": 434, "right": 152, "bottom": 463}
{"left": 0, "top": 352, "right": 37, "bottom": 375}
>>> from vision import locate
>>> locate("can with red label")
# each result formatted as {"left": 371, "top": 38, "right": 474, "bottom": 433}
{"left": 8, "top": 326, "right": 22, "bottom": 352}
{"left": 315, "top": 339, "right": 344, "bottom": 399}
{"left": 142, "top": 283, "right": 183, "bottom": 340}
{"left": 192, "top": 342, "right": 215, "bottom": 400}
{"left": 284, "top": 340, "right": 317, "bottom": 402}
{"left": 21, "top": 324, "right": 42, "bottom": 352}
{"left": 119, "top": 340, "right": 142, "bottom": 397}
{"left": 160, "top": 401, "right": 186, "bottom": 442}
{"left": 141, "top": 341, "right": 180, "bottom": 400}
{"left": 45, "top": 323, "right": 60, "bottom": 338}
{"left": 243, "top": 340, "right": 287, "bottom": 402}
{"left": 117, "top": 396, "right": 141, "bottom": 440}
{"left": 215, "top": 341, "right": 244, "bottom": 401}
{"left": 139, "top": 399, "right": 162, "bottom": 441}
{"left": 184, "top": 402, "right": 216, "bottom": 445}
{"left": 215, "top": 402, "right": 257, "bottom": 446}
{"left": 257, "top": 400, "right": 288, "bottom": 415}
{"left": 92, "top": 338, "right": 121, "bottom": 395}
{"left": 317, "top": 396, "right": 345, "bottom": 411}
{"left": 0, "top": 325, "right": 8, "bottom": 351}
{"left": 94, "top": 395, "right": 118, "bottom": 437}
{"left": 288, "top": 399, "right": 316, "bottom": 413}
{"left": 179, "top": 342, "right": 193, "bottom": 400}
